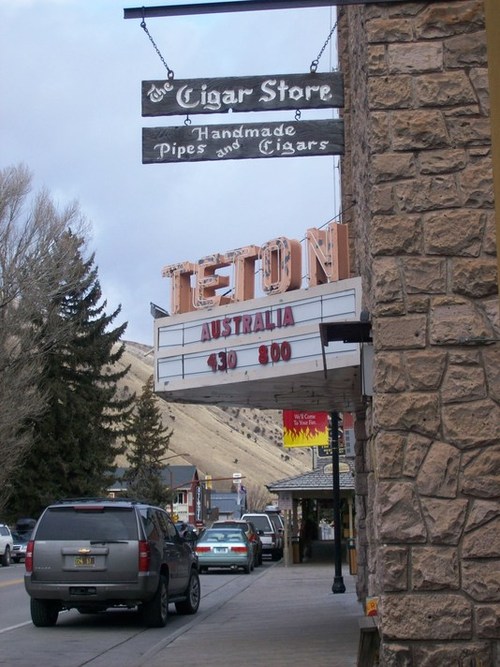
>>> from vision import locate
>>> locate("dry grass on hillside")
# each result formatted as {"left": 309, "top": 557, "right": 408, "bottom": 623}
{"left": 115, "top": 342, "right": 312, "bottom": 496}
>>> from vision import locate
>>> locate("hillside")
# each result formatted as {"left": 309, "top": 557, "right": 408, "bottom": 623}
{"left": 115, "top": 341, "right": 312, "bottom": 498}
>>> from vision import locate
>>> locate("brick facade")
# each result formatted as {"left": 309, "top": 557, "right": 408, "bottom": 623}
{"left": 338, "top": 1, "right": 499, "bottom": 663}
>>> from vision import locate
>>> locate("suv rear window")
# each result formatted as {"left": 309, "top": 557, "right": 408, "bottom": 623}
{"left": 35, "top": 507, "right": 138, "bottom": 541}
{"left": 244, "top": 515, "right": 272, "bottom": 532}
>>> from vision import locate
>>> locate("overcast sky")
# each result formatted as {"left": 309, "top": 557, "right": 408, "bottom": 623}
{"left": 1, "top": 0, "right": 340, "bottom": 344}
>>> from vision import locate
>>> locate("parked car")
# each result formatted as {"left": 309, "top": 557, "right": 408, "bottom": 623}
{"left": 212, "top": 519, "right": 263, "bottom": 567}
{"left": 24, "top": 498, "right": 200, "bottom": 627}
{"left": 241, "top": 512, "right": 284, "bottom": 561}
{"left": 175, "top": 522, "right": 199, "bottom": 539}
{"left": 0, "top": 524, "right": 13, "bottom": 567}
{"left": 195, "top": 527, "right": 254, "bottom": 574}
{"left": 11, "top": 531, "right": 31, "bottom": 563}
{"left": 265, "top": 509, "right": 285, "bottom": 541}
{"left": 14, "top": 518, "right": 36, "bottom": 537}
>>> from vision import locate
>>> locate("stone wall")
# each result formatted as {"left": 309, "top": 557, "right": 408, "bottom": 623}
{"left": 338, "top": 1, "right": 499, "bottom": 664}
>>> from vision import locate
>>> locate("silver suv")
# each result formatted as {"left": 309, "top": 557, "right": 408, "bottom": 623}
{"left": 241, "top": 513, "right": 284, "bottom": 561}
{"left": 24, "top": 498, "right": 200, "bottom": 627}
{"left": 0, "top": 524, "right": 13, "bottom": 567}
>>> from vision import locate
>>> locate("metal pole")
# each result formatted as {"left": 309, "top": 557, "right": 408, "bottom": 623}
{"left": 124, "top": 0, "right": 459, "bottom": 20}
{"left": 331, "top": 411, "right": 346, "bottom": 594}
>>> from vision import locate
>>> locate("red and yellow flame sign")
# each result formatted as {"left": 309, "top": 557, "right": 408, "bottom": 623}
{"left": 283, "top": 411, "right": 329, "bottom": 447}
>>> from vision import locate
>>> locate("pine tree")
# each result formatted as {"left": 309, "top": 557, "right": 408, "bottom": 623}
{"left": 124, "top": 375, "right": 173, "bottom": 507}
{"left": 8, "top": 231, "right": 134, "bottom": 519}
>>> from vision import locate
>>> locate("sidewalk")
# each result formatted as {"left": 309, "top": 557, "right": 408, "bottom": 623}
{"left": 145, "top": 558, "right": 364, "bottom": 667}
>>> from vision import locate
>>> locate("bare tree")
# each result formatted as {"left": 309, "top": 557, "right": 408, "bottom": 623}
{"left": 0, "top": 164, "right": 88, "bottom": 512}
{"left": 244, "top": 483, "right": 275, "bottom": 512}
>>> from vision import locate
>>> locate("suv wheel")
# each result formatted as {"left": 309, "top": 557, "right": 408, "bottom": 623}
{"left": 175, "top": 569, "right": 201, "bottom": 615}
{"left": 141, "top": 574, "right": 169, "bottom": 628}
{"left": 1, "top": 546, "right": 11, "bottom": 567}
{"left": 271, "top": 549, "right": 281, "bottom": 561}
{"left": 31, "top": 599, "right": 60, "bottom": 627}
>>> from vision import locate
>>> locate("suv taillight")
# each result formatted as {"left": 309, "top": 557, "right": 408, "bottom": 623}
{"left": 25, "top": 540, "right": 34, "bottom": 572}
{"left": 138, "top": 540, "right": 151, "bottom": 572}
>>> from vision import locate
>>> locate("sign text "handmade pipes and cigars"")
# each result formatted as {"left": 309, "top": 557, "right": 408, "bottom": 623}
{"left": 142, "top": 72, "right": 344, "bottom": 163}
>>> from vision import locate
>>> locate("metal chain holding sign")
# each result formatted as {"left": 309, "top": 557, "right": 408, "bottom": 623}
{"left": 311, "top": 18, "right": 338, "bottom": 73}
{"left": 140, "top": 9, "right": 175, "bottom": 80}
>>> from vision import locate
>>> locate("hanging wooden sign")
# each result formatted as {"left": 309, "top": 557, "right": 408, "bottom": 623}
{"left": 142, "top": 118, "right": 343, "bottom": 163}
{"left": 142, "top": 72, "right": 343, "bottom": 116}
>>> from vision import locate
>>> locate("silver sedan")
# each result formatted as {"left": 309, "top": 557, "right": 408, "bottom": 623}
{"left": 195, "top": 528, "right": 254, "bottom": 574}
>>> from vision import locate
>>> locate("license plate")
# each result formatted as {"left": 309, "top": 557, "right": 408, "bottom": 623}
{"left": 74, "top": 556, "right": 95, "bottom": 567}
{"left": 214, "top": 547, "right": 228, "bottom": 553}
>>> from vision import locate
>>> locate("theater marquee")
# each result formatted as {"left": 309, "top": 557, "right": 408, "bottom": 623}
{"left": 154, "top": 277, "right": 363, "bottom": 411}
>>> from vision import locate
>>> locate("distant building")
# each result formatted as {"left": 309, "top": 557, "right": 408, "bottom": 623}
{"left": 208, "top": 490, "right": 248, "bottom": 521}
{"left": 109, "top": 464, "right": 207, "bottom": 525}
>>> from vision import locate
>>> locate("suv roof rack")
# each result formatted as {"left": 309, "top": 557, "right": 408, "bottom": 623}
{"left": 54, "top": 497, "right": 142, "bottom": 505}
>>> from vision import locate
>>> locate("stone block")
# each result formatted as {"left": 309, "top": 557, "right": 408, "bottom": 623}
{"left": 416, "top": 1, "right": 485, "bottom": 39}
{"left": 444, "top": 402, "right": 500, "bottom": 449}
{"left": 372, "top": 258, "right": 403, "bottom": 304}
{"left": 371, "top": 112, "right": 392, "bottom": 153}
{"left": 371, "top": 153, "right": 415, "bottom": 183}
{"left": 469, "top": 67, "right": 491, "bottom": 115}
{"left": 403, "top": 350, "right": 447, "bottom": 391}
{"left": 374, "top": 432, "right": 405, "bottom": 478}
{"left": 444, "top": 31, "right": 488, "bottom": 68}
{"left": 380, "top": 546, "right": 408, "bottom": 592}
{"left": 411, "top": 546, "right": 459, "bottom": 590}
{"left": 395, "top": 174, "right": 461, "bottom": 212}
{"left": 462, "top": 517, "right": 500, "bottom": 560}
{"left": 483, "top": 347, "right": 500, "bottom": 403}
{"left": 367, "top": 18, "right": 413, "bottom": 44}
{"left": 373, "top": 352, "right": 406, "bottom": 393}
{"left": 462, "top": 560, "right": 500, "bottom": 601}
{"left": 367, "top": 45, "right": 386, "bottom": 76}
{"left": 423, "top": 208, "right": 483, "bottom": 257}
{"left": 373, "top": 315, "right": 428, "bottom": 350}
{"left": 459, "top": 161, "right": 495, "bottom": 211}
{"left": 376, "top": 481, "right": 427, "bottom": 543}
{"left": 414, "top": 71, "right": 476, "bottom": 107}
{"left": 421, "top": 497, "right": 468, "bottom": 545}
{"left": 381, "top": 593, "right": 472, "bottom": 640}
{"left": 430, "top": 296, "right": 493, "bottom": 345}
{"left": 388, "top": 42, "right": 443, "bottom": 74}
{"left": 483, "top": 210, "right": 497, "bottom": 255}
{"left": 371, "top": 183, "right": 396, "bottom": 215}
{"left": 441, "top": 363, "right": 487, "bottom": 403}
{"left": 413, "top": 642, "right": 492, "bottom": 667}
{"left": 403, "top": 433, "right": 433, "bottom": 477}
{"left": 452, "top": 258, "right": 498, "bottom": 298}
{"left": 476, "top": 605, "right": 500, "bottom": 638}
{"left": 374, "top": 392, "right": 440, "bottom": 437}
{"left": 371, "top": 214, "right": 422, "bottom": 256}
{"left": 403, "top": 257, "right": 447, "bottom": 294}
{"left": 417, "top": 441, "right": 460, "bottom": 499}
{"left": 392, "top": 111, "right": 448, "bottom": 151}
{"left": 465, "top": 500, "right": 500, "bottom": 534}
{"left": 369, "top": 76, "right": 413, "bottom": 109}
{"left": 419, "top": 148, "right": 467, "bottom": 175}
{"left": 378, "top": 643, "right": 412, "bottom": 667}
